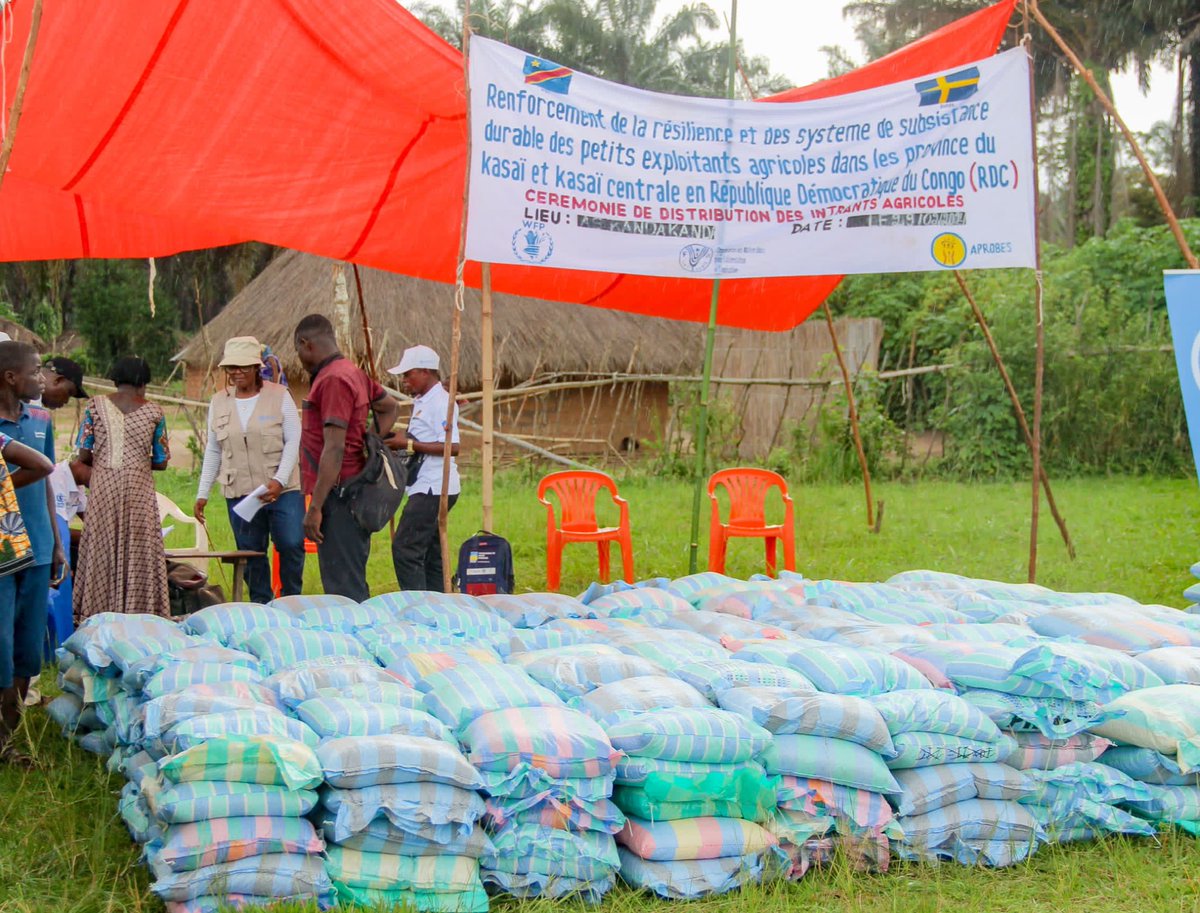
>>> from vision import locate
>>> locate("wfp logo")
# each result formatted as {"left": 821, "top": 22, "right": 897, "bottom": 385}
{"left": 679, "top": 244, "right": 714, "bottom": 273}
{"left": 512, "top": 222, "right": 554, "bottom": 264}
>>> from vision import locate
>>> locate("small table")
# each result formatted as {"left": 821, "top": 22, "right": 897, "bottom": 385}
{"left": 165, "top": 550, "right": 265, "bottom": 603}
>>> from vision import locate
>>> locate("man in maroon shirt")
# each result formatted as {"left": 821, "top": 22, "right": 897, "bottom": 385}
{"left": 294, "top": 314, "right": 398, "bottom": 601}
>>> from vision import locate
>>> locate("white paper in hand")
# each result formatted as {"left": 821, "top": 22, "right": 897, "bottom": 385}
{"left": 233, "top": 484, "right": 270, "bottom": 522}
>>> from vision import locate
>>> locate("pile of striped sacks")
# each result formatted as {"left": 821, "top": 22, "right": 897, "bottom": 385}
{"left": 40, "top": 568, "right": 1200, "bottom": 911}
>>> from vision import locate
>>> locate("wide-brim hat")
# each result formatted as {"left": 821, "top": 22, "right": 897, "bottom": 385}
{"left": 219, "top": 336, "right": 264, "bottom": 368}
{"left": 387, "top": 344, "right": 440, "bottom": 375}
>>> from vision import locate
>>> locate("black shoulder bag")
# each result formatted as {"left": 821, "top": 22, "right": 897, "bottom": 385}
{"left": 341, "top": 431, "right": 408, "bottom": 534}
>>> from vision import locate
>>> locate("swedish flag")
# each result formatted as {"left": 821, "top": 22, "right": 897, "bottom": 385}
{"left": 523, "top": 55, "right": 573, "bottom": 95}
{"left": 915, "top": 67, "right": 980, "bottom": 106}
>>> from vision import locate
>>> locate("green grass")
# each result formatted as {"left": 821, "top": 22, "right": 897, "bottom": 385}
{"left": 4, "top": 470, "right": 1200, "bottom": 912}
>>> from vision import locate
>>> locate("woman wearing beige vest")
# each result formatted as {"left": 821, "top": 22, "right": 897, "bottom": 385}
{"left": 194, "top": 336, "right": 304, "bottom": 602}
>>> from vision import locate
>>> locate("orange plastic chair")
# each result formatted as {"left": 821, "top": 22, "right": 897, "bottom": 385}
{"left": 708, "top": 468, "right": 796, "bottom": 577}
{"left": 538, "top": 470, "right": 634, "bottom": 592}
{"left": 271, "top": 495, "right": 318, "bottom": 598}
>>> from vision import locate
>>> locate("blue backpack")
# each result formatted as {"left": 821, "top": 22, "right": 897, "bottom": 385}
{"left": 455, "top": 531, "right": 515, "bottom": 596}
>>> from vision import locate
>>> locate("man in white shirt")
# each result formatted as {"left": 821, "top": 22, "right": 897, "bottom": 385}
{"left": 48, "top": 459, "right": 89, "bottom": 525}
{"left": 386, "top": 345, "right": 460, "bottom": 592}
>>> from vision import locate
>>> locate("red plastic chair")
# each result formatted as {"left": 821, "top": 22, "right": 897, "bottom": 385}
{"left": 538, "top": 470, "right": 634, "bottom": 592}
{"left": 708, "top": 468, "right": 796, "bottom": 577}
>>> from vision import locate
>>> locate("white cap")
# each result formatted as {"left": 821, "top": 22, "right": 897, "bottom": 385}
{"left": 0, "top": 333, "right": 12, "bottom": 343}
{"left": 388, "top": 344, "right": 440, "bottom": 375}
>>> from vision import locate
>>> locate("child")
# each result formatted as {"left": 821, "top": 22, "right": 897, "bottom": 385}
{"left": 0, "top": 430, "right": 53, "bottom": 763}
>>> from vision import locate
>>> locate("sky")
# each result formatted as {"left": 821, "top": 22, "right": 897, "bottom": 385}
{"left": 428, "top": 0, "right": 1177, "bottom": 133}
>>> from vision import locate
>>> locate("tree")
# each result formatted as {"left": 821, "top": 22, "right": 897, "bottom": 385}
{"left": 72, "top": 260, "right": 181, "bottom": 376}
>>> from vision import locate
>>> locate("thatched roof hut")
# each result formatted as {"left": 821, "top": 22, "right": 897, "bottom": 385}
{"left": 174, "top": 249, "right": 701, "bottom": 390}
{"left": 0, "top": 318, "right": 47, "bottom": 352}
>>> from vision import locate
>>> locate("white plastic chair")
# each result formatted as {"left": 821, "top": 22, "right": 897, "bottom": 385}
{"left": 156, "top": 492, "right": 209, "bottom": 573}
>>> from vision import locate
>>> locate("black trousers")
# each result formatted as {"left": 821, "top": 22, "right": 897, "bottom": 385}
{"left": 316, "top": 488, "right": 372, "bottom": 603}
{"left": 392, "top": 493, "right": 458, "bottom": 592}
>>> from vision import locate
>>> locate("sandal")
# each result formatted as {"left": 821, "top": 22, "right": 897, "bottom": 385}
{"left": 0, "top": 739, "right": 35, "bottom": 768}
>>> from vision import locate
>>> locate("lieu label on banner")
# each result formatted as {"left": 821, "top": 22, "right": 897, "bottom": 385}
{"left": 465, "top": 37, "right": 1037, "bottom": 280}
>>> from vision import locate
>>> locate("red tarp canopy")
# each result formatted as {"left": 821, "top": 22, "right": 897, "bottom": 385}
{"left": 0, "top": 0, "right": 1016, "bottom": 331}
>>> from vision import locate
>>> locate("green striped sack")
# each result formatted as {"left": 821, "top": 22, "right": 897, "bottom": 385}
{"left": 607, "top": 707, "right": 772, "bottom": 764}
{"left": 762, "top": 734, "right": 901, "bottom": 795}
{"left": 158, "top": 735, "right": 322, "bottom": 790}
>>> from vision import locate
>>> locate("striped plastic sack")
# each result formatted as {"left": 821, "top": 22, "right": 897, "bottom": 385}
{"left": 400, "top": 601, "right": 513, "bottom": 639}
{"left": 158, "top": 681, "right": 283, "bottom": 712}
{"left": 1135, "top": 647, "right": 1200, "bottom": 686}
{"left": 690, "top": 586, "right": 803, "bottom": 621}
{"left": 268, "top": 593, "right": 357, "bottom": 615}
{"left": 891, "top": 762, "right": 1034, "bottom": 817}
{"left": 1122, "top": 784, "right": 1200, "bottom": 821}
{"left": 361, "top": 590, "right": 485, "bottom": 612}
{"left": 1092, "top": 684, "right": 1200, "bottom": 769}
{"left": 617, "top": 816, "right": 777, "bottom": 861}
{"left": 297, "top": 601, "right": 397, "bottom": 633}
{"left": 320, "top": 782, "right": 485, "bottom": 844}
{"left": 868, "top": 689, "right": 1002, "bottom": 741}
{"left": 607, "top": 633, "right": 728, "bottom": 670}
{"left": 125, "top": 645, "right": 264, "bottom": 691}
{"left": 616, "top": 847, "right": 776, "bottom": 899}
{"left": 315, "top": 813, "right": 493, "bottom": 856}
{"left": 164, "top": 893, "right": 332, "bottom": 913}
{"left": 1100, "top": 746, "right": 1200, "bottom": 786}
{"left": 264, "top": 660, "right": 410, "bottom": 710}
{"left": 483, "top": 822, "right": 619, "bottom": 882}
{"left": 613, "top": 758, "right": 773, "bottom": 807}
{"left": 478, "top": 770, "right": 615, "bottom": 806}
{"left": 662, "top": 609, "right": 793, "bottom": 645}
{"left": 573, "top": 675, "right": 711, "bottom": 726}
{"left": 484, "top": 796, "right": 626, "bottom": 834}
{"left": 332, "top": 882, "right": 488, "bottom": 913}
{"left": 887, "top": 732, "right": 1015, "bottom": 770}
{"left": 120, "top": 782, "right": 161, "bottom": 845}
{"left": 161, "top": 709, "right": 319, "bottom": 753}
{"left": 775, "top": 777, "right": 898, "bottom": 832}
{"left": 507, "top": 643, "right": 623, "bottom": 669}
{"left": 1023, "top": 761, "right": 1154, "bottom": 812}
{"left": 421, "top": 663, "right": 563, "bottom": 732}
{"left": 317, "top": 734, "right": 482, "bottom": 789}
{"left": 1027, "top": 799, "right": 1156, "bottom": 841}
{"left": 141, "top": 662, "right": 264, "bottom": 700}
{"left": 151, "top": 816, "right": 324, "bottom": 872}
{"left": 896, "top": 798, "right": 1044, "bottom": 866}
{"left": 46, "top": 693, "right": 82, "bottom": 735}
{"left": 763, "top": 734, "right": 900, "bottom": 794}
{"left": 149, "top": 851, "right": 332, "bottom": 902}
{"left": 480, "top": 592, "right": 588, "bottom": 628}
{"left": 672, "top": 659, "right": 816, "bottom": 702}
{"left": 919, "top": 622, "right": 1039, "bottom": 645}
{"left": 311, "top": 680, "right": 424, "bottom": 707}
{"left": 240, "top": 628, "right": 373, "bottom": 674}
{"left": 506, "top": 626, "right": 594, "bottom": 653}
{"left": 664, "top": 572, "right": 744, "bottom": 601}
{"left": 958, "top": 689, "right": 1111, "bottom": 739}
{"left": 1004, "top": 732, "right": 1111, "bottom": 770}
{"left": 613, "top": 784, "right": 773, "bottom": 823}
{"left": 459, "top": 705, "right": 617, "bottom": 777}
{"left": 325, "top": 846, "right": 483, "bottom": 892}
{"left": 733, "top": 640, "right": 933, "bottom": 695}
{"left": 107, "top": 632, "right": 208, "bottom": 677}
{"left": 64, "top": 613, "right": 185, "bottom": 669}
{"left": 354, "top": 621, "right": 462, "bottom": 652}
{"left": 829, "top": 624, "right": 939, "bottom": 649}
{"left": 158, "top": 735, "right": 322, "bottom": 789}
{"left": 522, "top": 651, "right": 665, "bottom": 699}
{"left": 587, "top": 587, "right": 692, "bottom": 618}
{"left": 717, "top": 687, "right": 894, "bottom": 755}
{"left": 142, "top": 693, "right": 282, "bottom": 742}
{"left": 372, "top": 644, "right": 501, "bottom": 686}
{"left": 296, "top": 698, "right": 450, "bottom": 742}
{"left": 149, "top": 781, "right": 319, "bottom": 823}
{"left": 943, "top": 643, "right": 1159, "bottom": 704}
{"left": 1027, "top": 606, "right": 1200, "bottom": 652}
{"left": 847, "top": 601, "right": 972, "bottom": 627}
{"left": 607, "top": 707, "right": 772, "bottom": 764}
{"left": 182, "top": 602, "right": 298, "bottom": 645}
{"left": 122, "top": 750, "right": 162, "bottom": 790}
{"left": 481, "top": 869, "right": 614, "bottom": 903}
{"left": 1032, "top": 642, "right": 1165, "bottom": 702}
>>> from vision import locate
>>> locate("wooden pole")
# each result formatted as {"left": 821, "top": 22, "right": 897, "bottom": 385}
{"left": 954, "top": 270, "right": 1075, "bottom": 558}
{"left": 1024, "top": 31, "right": 1044, "bottom": 583}
{"left": 822, "top": 303, "right": 875, "bottom": 529}
{"left": 0, "top": 0, "right": 43, "bottom": 196}
{"left": 687, "top": 0, "right": 737, "bottom": 575}
{"left": 1028, "top": 0, "right": 1198, "bottom": 269}
{"left": 442, "top": 1, "right": 473, "bottom": 592}
{"left": 481, "top": 262, "right": 494, "bottom": 531}
{"left": 350, "top": 263, "right": 380, "bottom": 380}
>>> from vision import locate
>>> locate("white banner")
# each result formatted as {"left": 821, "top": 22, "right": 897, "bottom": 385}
{"left": 465, "top": 37, "right": 1036, "bottom": 279}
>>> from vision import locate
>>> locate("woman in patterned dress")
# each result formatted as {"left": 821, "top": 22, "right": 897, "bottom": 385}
{"left": 73, "top": 357, "right": 171, "bottom": 623}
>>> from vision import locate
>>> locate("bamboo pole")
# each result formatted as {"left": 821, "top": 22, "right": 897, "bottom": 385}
{"left": 687, "top": 0, "right": 737, "bottom": 575}
{"left": 954, "top": 270, "right": 1075, "bottom": 558}
{"left": 481, "top": 262, "right": 494, "bottom": 531}
{"left": 442, "top": 2, "right": 473, "bottom": 593}
{"left": 1028, "top": 0, "right": 1198, "bottom": 269}
{"left": 1024, "top": 30, "right": 1044, "bottom": 583}
{"left": 822, "top": 304, "right": 875, "bottom": 529}
{"left": 0, "top": 0, "right": 43, "bottom": 196}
